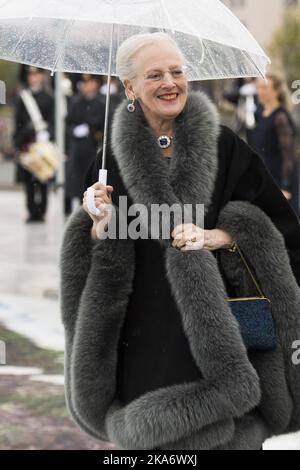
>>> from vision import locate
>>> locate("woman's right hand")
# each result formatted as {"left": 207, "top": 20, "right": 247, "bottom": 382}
{"left": 83, "top": 182, "right": 114, "bottom": 240}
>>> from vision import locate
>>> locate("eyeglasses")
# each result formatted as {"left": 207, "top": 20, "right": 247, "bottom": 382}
{"left": 143, "top": 67, "right": 187, "bottom": 83}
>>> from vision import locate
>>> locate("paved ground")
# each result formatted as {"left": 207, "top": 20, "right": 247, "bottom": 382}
{"left": 0, "top": 186, "right": 115, "bottom": 449}
{"left": 0, "top": 181, "right": 299, "bottom": 450}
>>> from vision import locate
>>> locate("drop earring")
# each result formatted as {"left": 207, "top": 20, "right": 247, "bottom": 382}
{"left": 127, "top": 99, "right": 135, "bottom": 113}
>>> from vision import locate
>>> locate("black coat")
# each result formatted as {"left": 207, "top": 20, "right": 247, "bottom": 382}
{"left": 66, "top": 93, "right": 105, "bottom": 198}
{"left": 14, "top": 88, "right": 55, "bottom": 149}
{"left": 61, "top": 91, "right": 300, "bottom": 450}
{"left": 85, "top": 111, "right": 300, "bottom": 406}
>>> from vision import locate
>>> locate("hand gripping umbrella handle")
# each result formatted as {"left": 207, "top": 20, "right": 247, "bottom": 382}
{"left": 86, "top": 169, "right": 108, "bottom": 216}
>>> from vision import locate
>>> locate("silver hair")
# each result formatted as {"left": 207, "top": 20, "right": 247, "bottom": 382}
{"left": 116, "top": 32, "right": 186, "bottom": 83}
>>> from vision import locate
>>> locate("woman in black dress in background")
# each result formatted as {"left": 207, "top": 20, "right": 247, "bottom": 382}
{"left": 254, "top": 73, "right": 299, "bottom": 218}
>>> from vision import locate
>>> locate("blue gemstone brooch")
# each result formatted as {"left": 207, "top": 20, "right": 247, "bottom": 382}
{"left": 157, "top": 135, "right": 173, "bottom": 149}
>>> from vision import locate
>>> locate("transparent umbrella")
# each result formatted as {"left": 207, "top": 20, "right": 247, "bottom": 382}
{"left": 0, "top": 0, "right": 270, "bottom": 79}
{"left": 0, "top": 0, "right": 271, "bottom": 213}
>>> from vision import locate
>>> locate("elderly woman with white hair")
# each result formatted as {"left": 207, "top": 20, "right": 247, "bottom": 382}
{"left": 60, "top": 33, "right": 300, "bottom": 450}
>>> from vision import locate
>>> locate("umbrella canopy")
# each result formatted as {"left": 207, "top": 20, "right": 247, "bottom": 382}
{"left": 0, "top": 0, "right": 270, "bottom": 80}
{"left": 0, "top": 0, "right": 271, "bottom": 216}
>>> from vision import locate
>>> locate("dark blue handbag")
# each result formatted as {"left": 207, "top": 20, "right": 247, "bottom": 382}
{"left": 218, "top": 241, "right": 277, "bottom": 352}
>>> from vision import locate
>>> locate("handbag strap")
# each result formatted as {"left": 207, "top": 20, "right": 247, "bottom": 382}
{"left": 217, "top": 241, "right": 266, "bottom": 299}
{"left": 20, "top": 89, "right": 48, "bottom": 134}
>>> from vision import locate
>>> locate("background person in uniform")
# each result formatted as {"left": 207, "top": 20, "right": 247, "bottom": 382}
{"left": 65, "top": 74, "right": 105, "bottom": 213}
{"left": 254, "top": 73, "right": 300, "bottom": 218}
{"left": 13, "top": 66, "right": 54, "bottom": 223}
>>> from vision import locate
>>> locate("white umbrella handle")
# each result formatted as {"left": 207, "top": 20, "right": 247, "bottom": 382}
{"left": 86, "top": 169, "right": 108, "bottom": 216}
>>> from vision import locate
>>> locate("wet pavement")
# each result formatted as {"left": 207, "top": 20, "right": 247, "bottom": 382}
{"left": 0, "top": 188, "right": 117, "bottom": 449}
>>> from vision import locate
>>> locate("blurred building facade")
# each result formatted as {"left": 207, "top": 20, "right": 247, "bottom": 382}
{"left": 222, "top": 0, "right": 300, "bottom": 47}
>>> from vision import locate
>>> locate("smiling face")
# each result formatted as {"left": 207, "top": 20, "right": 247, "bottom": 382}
{"left": 124, "top": 42, "right": 188, "bottom": 124}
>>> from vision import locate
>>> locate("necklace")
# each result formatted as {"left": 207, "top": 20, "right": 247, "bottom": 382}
{"left": 157, "top": 135, "right": 174, "bottom": 149}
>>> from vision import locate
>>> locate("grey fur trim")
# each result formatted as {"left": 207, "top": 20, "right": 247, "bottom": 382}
{"left": 249, "top": 348, "right": 293, "bottom": 434}
{"left": 60, "top": 207, "right": 135, "bottom": 441}
{"left": 61, "top": 93, "right": 300, "bottom": 449}
{"left": 217, "top": 200, "right": 300, "bottom": 433}
{"left": 160, "top": 419, "right": 235, "bottom": 450}
{"left": 111, "top": 91, "right": 220, "bottom": 224}
{"left": 70, "top": 232, "right": 135, "bottom": 439}
{"left": 213, "top": 412, "right": 271, "bottom": 450}
{"left": 60, "top": 208, "right": 102, "bottom": 440}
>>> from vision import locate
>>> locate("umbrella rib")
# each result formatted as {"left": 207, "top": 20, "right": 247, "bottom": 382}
{"left": 51, "top": 19, "right": 75, "bottom": 75}
{"left": 244, "top": 50, "right": 266, "bottom": 79}
{"left": 101, "top": 22, "right": 115, "bottom": 171}
{"left": 9, "top": 16, "right": 34, "bottom": 57}
{"left": 158, "top": 0, "right": 175, "bottom": 34}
